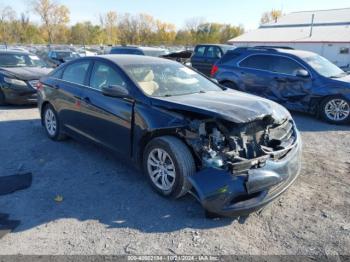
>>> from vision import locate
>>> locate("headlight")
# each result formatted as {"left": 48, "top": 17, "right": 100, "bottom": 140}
{"left": 3, "top": 77, "right": 27, "bottom": 87}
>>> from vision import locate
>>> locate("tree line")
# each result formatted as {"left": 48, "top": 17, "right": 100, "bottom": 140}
{"left": 0, "top": 0, "right": 245, "bottom": 46}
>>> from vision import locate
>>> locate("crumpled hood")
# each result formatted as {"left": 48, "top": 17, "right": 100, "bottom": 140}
{"left": 0, "top": 67, "right": 52, "bottom": 81}
{"left": 151, "top": 90, "right": 291, "bottom": 124}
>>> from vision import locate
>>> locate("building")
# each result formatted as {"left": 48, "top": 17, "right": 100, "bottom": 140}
{"left": 228, "top": 8, "right": 350, "bottom": 68}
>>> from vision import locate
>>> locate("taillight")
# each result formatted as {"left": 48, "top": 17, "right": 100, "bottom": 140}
{"left": 36, "top": 82, "right": 43, "bottom": 90}
{"left": 210, "top": 65, "right": 219, "bottom": 77}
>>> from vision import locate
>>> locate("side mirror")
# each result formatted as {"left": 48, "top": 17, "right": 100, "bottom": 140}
{"left": 102, "top": 85, "right": 130, "bottom": 98}
{"left": 295, "top": 69, "right": 310, "bottom": 78}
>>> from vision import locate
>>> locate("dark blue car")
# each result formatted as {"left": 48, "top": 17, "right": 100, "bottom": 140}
{"left": 212, "top": 47, "right": 350, "bottom": 124}
{"left": 37, "top": 55, "right": 301, "bottom": 217}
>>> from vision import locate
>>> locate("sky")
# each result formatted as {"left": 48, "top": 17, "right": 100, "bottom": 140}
{"left": 2, "top": 0, "right": 350, "bottom": 30}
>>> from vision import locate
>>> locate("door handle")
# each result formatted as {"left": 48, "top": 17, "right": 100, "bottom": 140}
{"left": 53, "top": 83, "right": 60, "bottom": 89}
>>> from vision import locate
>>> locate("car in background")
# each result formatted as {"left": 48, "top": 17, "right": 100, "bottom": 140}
{"left": 190, "top": 44, "right": 235, "bottom": 76}
{"left": 37, "top": 55, "right": 301, "bottom": 217}
{"left": 161, "top": 49, "right": 193, "bottom": 65}
{"left": 109, "top": 46, "right": 168, "bottom": 57}
{"left": 212, "top": 47, "right": 350, "bottom": 124}
{"left": 48, "top": 50, "right": 80, "bottom": 67}
{"left": 0, "top": 50, "right": 52, "bottom": 105}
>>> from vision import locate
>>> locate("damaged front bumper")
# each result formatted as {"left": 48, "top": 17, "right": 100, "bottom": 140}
{"left": 188, "top": 132, "right": 302, "bottom": 217}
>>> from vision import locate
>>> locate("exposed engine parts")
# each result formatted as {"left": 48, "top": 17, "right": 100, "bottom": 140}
{"left": 182, "top": 116, "right": 297, "bottom": 173}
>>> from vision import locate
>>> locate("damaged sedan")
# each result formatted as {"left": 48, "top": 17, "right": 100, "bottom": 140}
{"left": 37, "top": 55, "right": 301, "bottom": 217}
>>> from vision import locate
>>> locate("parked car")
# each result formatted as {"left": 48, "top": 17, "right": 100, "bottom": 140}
{"left": 190, "top": 44, "right": 235, "bottom": 76}
{"left": 110, "top": 46, "right": 168, "bottom": 57}
{"left": 0, "top": 50, "right": 52, "bottom": 105}
{"left": 161, "top": 49, "right": 193, "bottom": 64}
{"left": 212, "top": 47, "right": 350, "bottom": 124}
{"left": 37, "top": 55, "right": 301, "bottom": 217}
{"left": 48, "top": 50, "right": 80, "bottom": 67}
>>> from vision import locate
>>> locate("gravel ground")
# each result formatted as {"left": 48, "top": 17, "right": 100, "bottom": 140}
{"left": 0, "top": 105, "right": 349, "bottom": 256}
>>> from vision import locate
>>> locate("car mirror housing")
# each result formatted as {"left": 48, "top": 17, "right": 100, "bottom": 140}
{"left": 295, "top": 69, "right": 310, "bottom": 78}
{"left": 102, "top": 85, "right": 130, "bottom": 98}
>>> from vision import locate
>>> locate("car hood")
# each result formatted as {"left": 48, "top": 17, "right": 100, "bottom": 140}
{"left": 150, "top": 90, "right": 291, "bottom": 124}
{"left": 0, "top": 67, "right": 52, "bottom": 81}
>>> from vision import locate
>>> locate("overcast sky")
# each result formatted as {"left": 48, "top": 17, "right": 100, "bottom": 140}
{"left": 2, "top": 0, "right": 350, "bottom": 30}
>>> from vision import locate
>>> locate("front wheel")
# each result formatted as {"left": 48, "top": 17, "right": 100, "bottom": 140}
{"left": 320, "top": 96, "right": 350, "bottom": 124}
{"left": 143, "top": 136, "right": 195, "bottom": 199}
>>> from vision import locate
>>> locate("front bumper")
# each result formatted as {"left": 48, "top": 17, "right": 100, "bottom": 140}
{"left": 188, "top": 133, "right": 302, "bottom": 217}
{"left": 2, "top": 86, "right": 37, "bottom": 105}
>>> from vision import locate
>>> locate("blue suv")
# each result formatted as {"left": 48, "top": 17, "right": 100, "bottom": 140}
{"left": 212, "top": 47, "right": 350, "bottom": 124}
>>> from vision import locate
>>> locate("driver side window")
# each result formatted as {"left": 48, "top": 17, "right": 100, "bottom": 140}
{"left": 90, "top": 62, "right": 127, "bottom": 91}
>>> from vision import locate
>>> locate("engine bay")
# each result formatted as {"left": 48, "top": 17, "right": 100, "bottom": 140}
{"left": 183, "top": 116, "right": 297, "bottom": 173}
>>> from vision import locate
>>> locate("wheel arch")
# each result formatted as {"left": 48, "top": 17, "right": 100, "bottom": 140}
{"left": 135, "top": 128, "right": 201, "bottom": 170}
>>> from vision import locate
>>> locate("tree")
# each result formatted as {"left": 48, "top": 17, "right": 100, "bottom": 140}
{"left": 260, "top": 9, "right": 283, "bottom": 25}
{"left": 100, "top": 11, "right": 118, "bottom": 45}
{"left": 0, "top": 6, "right": 16, "bottom": 43}
{"left": 32, "top": 0, "right": 70, "bottom": 43}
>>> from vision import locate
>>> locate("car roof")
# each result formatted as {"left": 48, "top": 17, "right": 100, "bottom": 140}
{"left": 195, "top": 44, "right": 233, "bottom": 48}
{"left": 0, "top": 50, "right": 30, "bottom": 55}
{"left": 231, "top": 47, "right": 317, "bottom": 58}
{"left": 98, "top": 54, "right": 175, "bottom": 66}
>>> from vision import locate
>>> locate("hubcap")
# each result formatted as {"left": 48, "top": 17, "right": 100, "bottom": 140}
{"left": 45, "top": 108, "right": 57, "bottom": 136}
{"left": 147, "top": 148, "right": 176, "bottom": 191}
{"left": 325, "top": 99, "right": 350, "bottom": 121}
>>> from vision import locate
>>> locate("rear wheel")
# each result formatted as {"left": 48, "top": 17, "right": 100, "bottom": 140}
{"left": 43, "top": 104, "right": 66, "bottom": 140}
{"left": 320, "top": 96, "right": 350, "bottom": 124}
{"left": 143, "top": 136, "right": 195, "bottom": 199}
{"left": 221, "top": 81, "right": 238, "bottom": 90}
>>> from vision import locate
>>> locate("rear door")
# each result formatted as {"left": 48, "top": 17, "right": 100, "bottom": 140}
{"left": 191, "top": 45, "right": 208, "bottom": 74}
{"left": 204, "top": 46, "right": 223, "bottom": 75}
{"left": 78, "top": 60, "right": 134, "bottom": 155}
{"left": 47, "top": 60, "right": 92, "bottom": 135}
{"left": 238, "top": 54, "right": 276, "bottom": 97}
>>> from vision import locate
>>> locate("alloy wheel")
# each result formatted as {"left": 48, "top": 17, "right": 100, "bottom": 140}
{"left": 324, "top": 98, "right": 350, "bottom": 122}
{"left": 44, "top": 108, "right": 57, "bottom": 136}
{"left": 147, "top": 148, "right": 176, "bottom": 191}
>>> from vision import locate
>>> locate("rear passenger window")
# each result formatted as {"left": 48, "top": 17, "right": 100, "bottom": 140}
{"left": 62, "top": 61, "right": 90, "bottom": 85}
{"left": 194, "top": 46, "right": 206, "bottom": 57}
{"left": 239, "top": 55, "right": 273, "bottom": 71}
{"left": 218, "top": 52, "right": 241, "bottom": 64}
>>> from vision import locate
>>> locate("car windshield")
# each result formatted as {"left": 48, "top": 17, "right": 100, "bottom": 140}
{"left": 303, "top": 55, "right": 345, "bottom": 78}
{"left": 0, "top": 53, "right": 46, "bottom": 67}
{"left": 123, "top": 62, "right": 223, "bottom": 97}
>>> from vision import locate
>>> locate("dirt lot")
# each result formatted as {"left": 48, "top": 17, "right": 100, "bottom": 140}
{"left": 0, "top": 105, "right": 349, "bottom": 256}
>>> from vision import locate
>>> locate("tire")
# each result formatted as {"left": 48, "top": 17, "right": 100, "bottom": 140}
{"left": 143, "top": 136, "right": 195, "bottom": 199}
{"left": 319, "top": 96, "right": 350, "bottom": 124}
{"left": 42, "top": 104, "right": 66, "bottom": 141}
{"left": 0, "top": 90, "right": 6, "bottom": 105}
{"left": 221, "top": 81, "right": 238, "bottom": 90}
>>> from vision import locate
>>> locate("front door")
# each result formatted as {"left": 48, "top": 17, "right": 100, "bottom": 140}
{"left": 79, "top": 61, "right": 134, "bottom": 155}
{"left": 269, "top": 56, "right": 313, "bottom": 111}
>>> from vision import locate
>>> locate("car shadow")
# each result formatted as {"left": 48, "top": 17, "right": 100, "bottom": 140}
{"left": 0, "top": 118, "right": 236, "bottom": 235}
{"left": 291, "top": 111, "right": 350, "bottom": 132}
